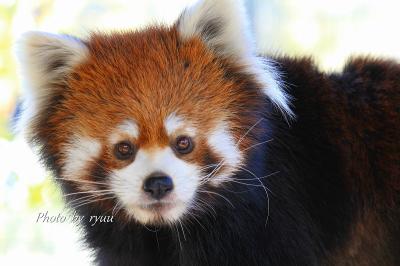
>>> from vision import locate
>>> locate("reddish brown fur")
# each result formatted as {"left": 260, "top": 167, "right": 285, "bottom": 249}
{"left": 36, "top": 26, "right": 263, "bottom": 188}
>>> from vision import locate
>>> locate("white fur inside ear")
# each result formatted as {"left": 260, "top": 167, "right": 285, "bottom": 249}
{"left": 178, "top": 0, "right": 252, "bottom": 59}
{"left": 15, "top": 31, "right": 88, "bottom": 139}
{"left": 177, "top": 0, "right": 293, "bottom": 117}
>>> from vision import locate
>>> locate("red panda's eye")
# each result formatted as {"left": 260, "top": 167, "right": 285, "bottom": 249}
{"left": 175, "top": 136, "right": 194, "bottom": 154}
{"left": 114, "top": 141, "right": 135, "bottom": 160}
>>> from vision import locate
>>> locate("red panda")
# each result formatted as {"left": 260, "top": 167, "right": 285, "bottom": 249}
{"left": 17, "top": 0, "right": 400, "bottom": 265}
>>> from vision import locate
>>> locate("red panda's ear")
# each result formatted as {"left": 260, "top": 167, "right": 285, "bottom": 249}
{"left": 177, "top": 0, "right": 254, "bottom": 62}
{"left": 176, "top": 0, "right": 294, "bottom": 117}
{"left": 15, "top": 31, "right": 88, "bottom": 138}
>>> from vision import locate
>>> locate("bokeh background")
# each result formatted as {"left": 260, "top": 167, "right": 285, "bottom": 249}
{"left": 0, "top": 0, "right": 399, "bottom": 265}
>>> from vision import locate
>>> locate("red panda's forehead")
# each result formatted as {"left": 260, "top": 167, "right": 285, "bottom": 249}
{"left": 65, "top": 27, "right": 240, "bottom": 141}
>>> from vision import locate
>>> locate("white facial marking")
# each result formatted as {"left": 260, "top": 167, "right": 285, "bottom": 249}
{"left": 109, "top": 120, "right": 139, "bottom": 144}
{"left": 208, "top": 122, "right": 242, "bottom": 184}
{"left": 62, "top": 135, "right": 101, "bottom": 190}
{"left": 164, "top": 113, "right": 196, "bottom": 136}
{"left": 177, "top": 0, "right": 293, "bottom": 117}
{"left": 111, "top": 147, "right": 200, "bottom": 224}
{"left": 165, "top": 113, "right": 184, "bottom": 135}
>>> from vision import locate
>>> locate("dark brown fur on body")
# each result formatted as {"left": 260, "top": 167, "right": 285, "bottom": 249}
{"left": 277, "top": 56, "right": 400, "bottom": 265}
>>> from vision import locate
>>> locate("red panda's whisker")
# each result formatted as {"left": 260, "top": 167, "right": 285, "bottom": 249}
{"left": 178, "top": 220, "right": 187, "bottom": 241}
{"left": 198, "top": 164, "right": 224, "bottom": 184}
{"left": 64, "top": 189, "right": 114, "bottom": 197}
{"left": 198, "top": 118, "right": 265, "bottom": 186}
{"left": 55, "top": 177, "right": 109, "bottom": 186}
{"left": 102, "top": 199, "right": 124, "bottom": 218}
{"left": 197, "top": 190, "right": 234, "bottom": 208}
{"left": 142, "top": 223, "right": 161, "bottom": 234}
{"left": 72, "top": 197, "right": 115, "bottom": 211}
{"left": 197, "top": 204, "right": 217, "bottom": 220}
{"left": 198, "top": 167, "right": 224, "bottom": 185}
{"left": 111, "top": 200, "right": 124, "bottom": 217}
{"left": 208, "top": 160, "right": 225, "bottom": 178}
{"left": 198, "top": 165, "right": 223, "bottom": 185}
{"left": 174, "top": 224, "right": 183, "bottom": 250}
{"left": 198, "top": 164, "right": 222, "bottom": 182}
{"left": 68, "top": 196, "right": 106, "bottom": 209}
{"left": 67, "top": 194, "right": 100, "bottom": 205}
{"left": 199, "top": 118, "right": 264, "bottom": 185}
{"left": 235, "top": 118, "right": 264, "bottom": 147}
{"left": 67, "top": 191, "right": 115, "bottom": 205}
{"left": 72, "top": 195, "right": 117, "bottom": 210}
{"left": 234, "top": 165, "right": 271, "bottom": 225}
{"left": 219, "top": 186, "right": 253, "bottom": 195}
{"left": 84, "top": 159, "right": 112, "bottom": 175}
{"left": 67, "top": 192, "right": 114, "bottom": 206}
{"left": 234, "top": 166, "right": 273, "bottom": 194}
{"left": 185, "top": 212, "right": 207, "bottom": 232}
{"left": 66, "top": 190, "right": 114, "bottom": 199}
{"left": 199, "top": 164, "right": 220, "bottom": 171}
{"left": 198, "top": 170, "right": 220, "bottom": 180}
{"left": 227, "top": 180, "right": 266, "bottom": 187}
{"left": 231, "top": 171, "right": 280, "bottom": 181}
{"left": 194, "top": 197, "right": 217, "bottom": 217}
{"left": 199, "top": 158, "right": 226, "bottom": 184}
{"left": 188, "top": 206, "right": 216, "bottom": 227}
{"left": 242, "top": 139, "right": 274, "bottom": 152}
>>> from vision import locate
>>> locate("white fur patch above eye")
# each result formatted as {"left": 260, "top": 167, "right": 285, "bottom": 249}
{"left": 109, "top": 120, "right": 139, "bottom": 144}
{"left": 177, "top": 0, "right": 293, "bottom": 117}
{"left": 62, "top": 136, "right": 101, "bottom": 186}
{"left": 165, "top": 113, "right": 184, "bottom": 135}
{"left": 164, "top": 113, "right": 196, "bottom": 136}
{"left": 208, "top": 122, "right": 242, "bottom": 169}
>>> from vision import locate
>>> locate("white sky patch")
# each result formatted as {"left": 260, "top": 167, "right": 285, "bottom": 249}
{"left": 109, "top": 119, "right": 139, "bottom": 144}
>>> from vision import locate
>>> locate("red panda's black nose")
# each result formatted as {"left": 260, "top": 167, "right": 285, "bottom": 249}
{"left": 143, "top": 174, "right": 173, "bottom": 200}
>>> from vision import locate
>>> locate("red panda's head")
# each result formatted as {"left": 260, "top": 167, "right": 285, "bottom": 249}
{"left": 17, "top": 0, "right": 291, "bottom": 225}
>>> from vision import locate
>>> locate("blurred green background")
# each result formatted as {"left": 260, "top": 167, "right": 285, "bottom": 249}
{"left": 0, "top": 0, "right": 399, "bottom": 265}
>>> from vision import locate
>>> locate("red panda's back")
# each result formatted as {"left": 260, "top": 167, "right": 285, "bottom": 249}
{"left": 276, "top": 56, "right": 400, "bottom": 265}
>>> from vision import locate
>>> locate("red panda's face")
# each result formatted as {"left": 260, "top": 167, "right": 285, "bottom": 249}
{"left": 56, "top": 29, "right": 264, "bottom": 224}
{"left": 17, "top": 0, "right": 291, "bottom": 225}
